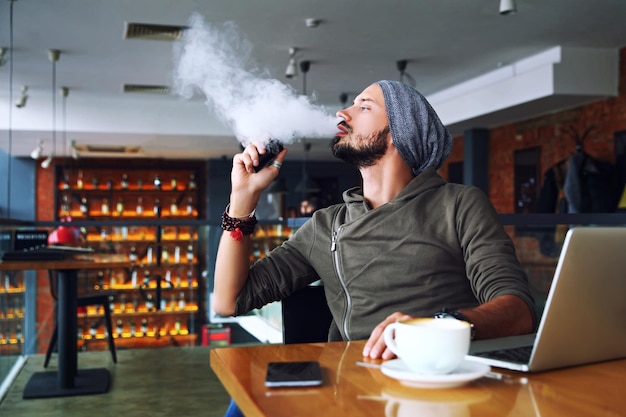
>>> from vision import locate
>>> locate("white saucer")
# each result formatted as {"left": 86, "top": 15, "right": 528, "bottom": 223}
{"left": 380, "top": 359, "right": 490, "bottom": 389}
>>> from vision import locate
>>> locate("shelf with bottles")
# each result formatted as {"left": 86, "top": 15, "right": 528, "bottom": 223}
{"left": 55, "top": 165, "right": 201, "bottom": 221}
{"left": 77, "top": 315, "right": 197, "bottom": 343}
{"left": 58, "top": 192, "right": 199, "bottom": 220}
{"left": 249, "top": 223, "right": 294, "bottom": 264}
{"left": 1, "top": 273, "right": 25, "bottom": 350}
{"left": 83, "top": 225, "right": 198, "bottom": 248}
{"left": 59, "top": 169, "right": 198, "bottom": 193}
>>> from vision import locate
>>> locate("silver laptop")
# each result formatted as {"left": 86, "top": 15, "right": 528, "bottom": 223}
{"left": 466, "top": 226, "right": 626, "bottom": 372}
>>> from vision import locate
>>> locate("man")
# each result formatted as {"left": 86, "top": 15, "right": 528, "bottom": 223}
{"left": 213, "top": 80, "right": 536, "bottom": 364}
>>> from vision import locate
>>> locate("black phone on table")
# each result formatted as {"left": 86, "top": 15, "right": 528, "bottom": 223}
{"left": 264, "top": 361, "right": 323, "bottom": 388}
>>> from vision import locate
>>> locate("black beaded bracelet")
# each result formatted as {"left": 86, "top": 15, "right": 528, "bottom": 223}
{"left": 221, "top": 207, "right": 258, "bottom": 241}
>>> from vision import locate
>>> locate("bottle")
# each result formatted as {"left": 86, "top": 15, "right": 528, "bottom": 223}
{"left": 129, "top": 247, "right": 137, "bottom": 263}
{"left": 143, "top": 269, "right": 151, "bottom": 286}
{"left": 130, "top": 321, "right": 136, "bottom": 337}
{"left": 80, "top": 197, "right": 89, "bottom": 215}
{"left": 76, "top": 170, "right": 84, "bottom": 189}
{"left": 171, "top": 177, "right": 177, "bottom": 190}
{"left": 146, "top": 245, "right": 153, "bottom": 264}
{"left": 175, "top": 318, "right": 181, "bottom": 335}
{"left": 186, "top": 244, "right": 194, "bottom": 263}
{"left": 16, "top": 324, "right": 22, "bottom": 343}
{"left": 131, "top": 269, "right": 138, "bottom": 288}
{"left": 96, "top": 270, "right": 104, "bottom": 290}
{"left": 186, "top": 197, "right": 194, "bottom": 216}
{"left": 153, "top": 175, "right": 161, "bottom": 190}
{"left": 109, "top": 295, "right": 115, "bottom": 312}
{"left": 146, "top": 294, "right": 154, "bottom": 311}
{"left": 101, "top": 198, "right": 109, "bottom": 215}
{"left": 170, "top": 199, "right": 178, "bottom": 215}
{"left": 170, "top": 293, "right": 177, "bottom": 310}
{"left": 92, "top": 177, "right": 99, "bottom": 190}
{"left": 120, "top": 293, "right": 126, "bottom": 312}
{"left": 62, "top": 174, "right": 70, "bottom": 190}
{"left": 174, "top": 246, "right": 181, "bottom": 264}
{"left": 162, "top": 246, "right": 169, "bottom": 263}
{"left": 89, "top": 322, "right": 97, "bottom": 338}
{"left": 187, "top": 269, "right": 193, "bottom": 287}
{"left": 154, "top": 198, "right": 161, "bottom": 217}
{"left": 136, "top": 197, "right": 143, "bottom": 215}
{"left": 116, "top": 320, "right": 123, "bottom": 337}
{"left": 140, "top": 318, "right": 148, "bottom": 335}
{"left": 188, "top": 173, "right": 196, "bottom": 190}
{"left": 61, "top": 195, "right": 70, "bottom": 215}
{"left": 178, "top": 292, "right": 186, "bottom": 310}
{"left": 106, "top": 179, "right": 113, "bottom": 190}
{"left": 116, "top": 198, "right": 124, "bottom": 215}
{"left": 165, "top": 270, "right": 172, "bottom": 285}
{"left": 121, "top": 173, "right": 129, "bottom": 190}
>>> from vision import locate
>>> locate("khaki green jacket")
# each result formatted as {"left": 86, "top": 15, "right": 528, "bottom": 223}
{"left": 235, "top": 167, "right": 536, "bottom": 341}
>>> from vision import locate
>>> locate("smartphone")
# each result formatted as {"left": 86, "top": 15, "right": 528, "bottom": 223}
{"left": 264, "top": 361, "right": 323, "bottom": 388}
{"left": 254, "top": 139, "right": 284, "bottom": 172}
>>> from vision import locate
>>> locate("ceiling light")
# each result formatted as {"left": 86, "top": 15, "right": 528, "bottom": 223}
{"left": 305, "top": 18, "right": 321, "bottom": 28}
{"left": 70, "top": 140, "right": 79, "bottom": 160}
{"left": 285, "top": 47, "right": 298, "bottom": 78}
{"left": 15, "top": 85, "right": 28, "bottom": 108}
{"left": 339, "top": 93, "right": 349, "bottom": 107}
{"left": 0, "top": 47, "right": 7, "bottom": 67}
{"left": 499, "top": 0, "right": 517, "bottom": 15}
{"left": 30, "top": 140, "right": 44, "bottom": 160}
{"left": 397, "top": 60, "right": 416, "bottom": 87}
{"left": 41, "top": 155, "right": 52, "bottom": 169}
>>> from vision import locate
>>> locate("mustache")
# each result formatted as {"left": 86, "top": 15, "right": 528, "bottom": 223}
{"left": 338, "top": 120, "right": 353, "bottom": 133}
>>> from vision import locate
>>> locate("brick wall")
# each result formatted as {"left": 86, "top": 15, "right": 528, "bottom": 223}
{"left": 440, "top": 46, "right": 626, "bottom": 214}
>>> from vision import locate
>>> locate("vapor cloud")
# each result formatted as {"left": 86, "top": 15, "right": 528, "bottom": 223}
{"left": 173, "top": 13, "right": 338, "bottom": 147}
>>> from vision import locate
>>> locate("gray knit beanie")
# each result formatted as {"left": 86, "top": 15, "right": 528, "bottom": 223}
{"left": 376, "top": 80, "right": 453, "bottom": 176}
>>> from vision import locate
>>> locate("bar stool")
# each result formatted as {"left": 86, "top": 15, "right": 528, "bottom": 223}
{"left": 44, "top": 271, "right": 118, "bottom": 367}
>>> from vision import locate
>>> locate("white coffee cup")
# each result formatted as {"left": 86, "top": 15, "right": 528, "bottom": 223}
{"left": 383, "top": 317, "right": 471, "bottom": 375}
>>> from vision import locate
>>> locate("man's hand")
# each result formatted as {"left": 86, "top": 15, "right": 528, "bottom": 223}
{"left": 362, "top": 312, "right": 412, "bottom": 359}
{"left": 229, "top": 143, "right": 288, "bottom": 217}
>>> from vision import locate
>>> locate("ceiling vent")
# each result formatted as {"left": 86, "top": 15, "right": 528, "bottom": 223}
{"left": 124, "top": 22, "right": 187, "bottom": 41}
{"left": 123, "top": 84, "right": 171, "bottom": 95}
{"left": 75, "top": 144, "right": 143, "bottom": 158}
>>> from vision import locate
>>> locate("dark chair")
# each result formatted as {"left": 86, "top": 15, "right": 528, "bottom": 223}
{"left": 281, "top": 285, "right": 333, "bottom": 344}
{"left": 44, "top": 271, "right": 117, "bottom": 368}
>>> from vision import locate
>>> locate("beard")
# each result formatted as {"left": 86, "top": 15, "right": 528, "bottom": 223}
{"left": 332, "top": 125, "right": 390, "bottom": 169}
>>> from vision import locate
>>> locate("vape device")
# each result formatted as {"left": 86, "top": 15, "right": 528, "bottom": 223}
{"left": 254, "top": 139, "right": 284, "bottom": 172}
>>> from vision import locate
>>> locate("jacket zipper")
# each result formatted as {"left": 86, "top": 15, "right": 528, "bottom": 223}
{"left": 331, "top": 226, "right": 351, "bottom": 340}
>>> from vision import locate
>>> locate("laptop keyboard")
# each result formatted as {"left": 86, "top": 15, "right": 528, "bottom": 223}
{"left": 474, "top": 345, "right": 533, "bottom": 364}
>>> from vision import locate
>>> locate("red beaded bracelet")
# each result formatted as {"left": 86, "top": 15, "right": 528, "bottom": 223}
{"left": 221, "top": 206, "right": 258, "bottom": 241}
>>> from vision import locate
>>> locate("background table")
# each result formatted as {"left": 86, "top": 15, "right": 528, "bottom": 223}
{"left": 0, "top": 254, "right": 130, "bottom": 399}
{"left": 210, "top": 340, "right": 626, "bottom": 417}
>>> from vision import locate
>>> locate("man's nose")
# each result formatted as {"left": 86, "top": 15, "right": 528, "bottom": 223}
{"left": 336, "top": 109, "right": 350, "bottom": 121}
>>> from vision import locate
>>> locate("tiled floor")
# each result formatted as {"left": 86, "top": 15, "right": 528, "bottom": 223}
{"left": 0, "top": 346, "right": 232, "bottom": 417}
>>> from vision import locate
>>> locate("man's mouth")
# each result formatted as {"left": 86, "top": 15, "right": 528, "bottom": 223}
{"left": 336, "top": 121, "right": 352, "bottom": 136}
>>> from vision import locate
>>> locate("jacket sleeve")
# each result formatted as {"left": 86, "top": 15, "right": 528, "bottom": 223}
{"left": 233, "top": 219, "right": 321, "bottom": 316}
{"left": 454, "top": 186, "right": 537, "bottom": 326}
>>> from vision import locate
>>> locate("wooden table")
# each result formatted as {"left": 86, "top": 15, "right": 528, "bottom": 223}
{"left": 0, "top": 254, "right": 130, "bottom": 399}
{"left": 210, "top": 340, "right": 626, "bottom": 417}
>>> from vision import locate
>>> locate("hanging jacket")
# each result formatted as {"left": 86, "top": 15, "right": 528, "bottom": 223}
{"left": 234, "top": 167, "right": 536, "bottom": 341}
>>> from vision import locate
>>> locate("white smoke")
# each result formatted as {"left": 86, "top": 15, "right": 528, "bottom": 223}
{"left": 173, "top": 13, "right": 338, "bottom": 147}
